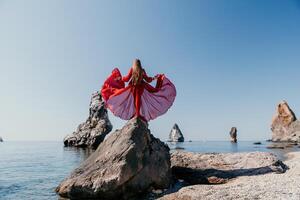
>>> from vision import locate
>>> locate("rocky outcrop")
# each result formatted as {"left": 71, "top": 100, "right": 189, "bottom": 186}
{"left": 272, "top": 101, "right": 296, "bottom": 128}
{"left": 170, "top": 151, "right": 287, "bottom": 185}
{"left": 168, "top": 124, "right": 184, "bottom": 142}
{"left": 271, "top": 101, "right": 300, "bottom": 142}
{"left": 63, "top": 92, "right": 112, "bottom": 148}
{"left": 56, "top": 118, "right": 171, "bottom": 200}
{"left": 0, "top": 137, "right": 3, "bottom": 142}
{"left": 229, "top": 127, "right": 237, "bottom": 143}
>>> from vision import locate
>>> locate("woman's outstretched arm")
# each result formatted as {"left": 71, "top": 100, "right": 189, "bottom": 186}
{"left": 122, "top": 68, "right": 133, "bottom": 82}
{"left": 143, "top": 69, "right": 154, "bottom": 83}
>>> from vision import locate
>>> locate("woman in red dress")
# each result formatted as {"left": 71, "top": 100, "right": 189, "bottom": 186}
{"left": 101, "top": 59, "right": 176, "bottom": 121}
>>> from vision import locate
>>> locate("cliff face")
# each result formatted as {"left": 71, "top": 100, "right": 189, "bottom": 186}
{"left": 63, "top": 92, "right": 112, "bottom": 148}
{"left": 169, "top": 124, "right": 184, "bottom": 142}
{"left": 271, "top": 101, "right": 300, "bottom": 142}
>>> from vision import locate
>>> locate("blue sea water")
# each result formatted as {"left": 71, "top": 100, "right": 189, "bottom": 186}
{"left": 0, "top": 141, "right": 299, "bottom": 200}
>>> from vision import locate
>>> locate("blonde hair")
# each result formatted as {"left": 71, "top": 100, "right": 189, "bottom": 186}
{"left": 132, "top": 59, "right": 143, "bottom": 85}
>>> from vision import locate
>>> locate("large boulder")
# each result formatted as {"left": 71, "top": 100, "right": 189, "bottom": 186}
{"left": 271, "top": 101, "right": 300, "bottom": 142}
{"left": 56, "top": 118, "right": 171, "bottom": 200}
{"left": 229, "top": 127, "right": 237, "bottom": 143}
{"left": 168, "top": 124, "right": 184, "bottom": 142}
{"left": 63, "top": 92, "right": 112, "bottom": 148}
{"left": 170, "top": 151, "right": 287, "bottom": 185}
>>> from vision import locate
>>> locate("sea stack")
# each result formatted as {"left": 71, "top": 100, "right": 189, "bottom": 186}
{"left": 229, "top": 127, "right": 237, "bottom": 143}
{"left": 63, "top": 91, "right": 113, "bottom": 148}
{"left": 169, "top": 123, "right": 184, "bottom": 142}
{"left": 56, "top": 118, "right": 171, "bottom": 200}
{"left": 271, "top": 101, "right": 300, "bottom": 142}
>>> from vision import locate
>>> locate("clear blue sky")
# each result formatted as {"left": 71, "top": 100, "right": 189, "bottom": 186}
{"left": 1, "top": 0, "right": 300, "bottom": 141}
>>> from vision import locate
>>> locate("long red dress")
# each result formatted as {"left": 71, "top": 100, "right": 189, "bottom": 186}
{"left": 101, "top": 67, "right": 176, "bottom": 121}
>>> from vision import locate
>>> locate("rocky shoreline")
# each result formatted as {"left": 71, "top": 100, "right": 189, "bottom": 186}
{"left": 57, "top": 117, "right": 298, "bottom": 199}
{"left": 56, "top": 100, "right": 300, "bottom": 199}
{"left": 159, "top": 151, "right": 300, "bottom": 200}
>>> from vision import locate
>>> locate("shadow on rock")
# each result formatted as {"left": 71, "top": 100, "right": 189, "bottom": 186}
{"left": 170, "top": 151, "right": 288, "bottom": 186}
{"left": 172, "top": 160, "right": 288, "bottom": 185}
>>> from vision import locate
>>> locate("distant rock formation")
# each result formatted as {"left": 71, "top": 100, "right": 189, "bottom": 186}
{"left": 253, "top": 142, "right": 262, "bottom": 145}
{"left": 271, "top": 101, "right": 300, "bottom": 142}
{"left": 0, "top": 137, "right": 3, "bottom": 142}
{"left": 56, "top": 118, "right": 171, "bottom": 200}
{"left": 169, "top": 124, "right": 184, "bottom": 142}
{"left": 63, "top": 92, "right": 112, "bottom": 148}
{"left": 272, "top": 101, "right": 296, "bottom": 128}
{"left": 170, "top": 151, "right": 287, "bottom": 185}
{"left": 229, "top": 127, "right": 237, "bottom": 143}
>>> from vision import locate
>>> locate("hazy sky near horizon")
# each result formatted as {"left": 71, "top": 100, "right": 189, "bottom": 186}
{"left": 1, "top": 0, "right": 300, "bottom": 141}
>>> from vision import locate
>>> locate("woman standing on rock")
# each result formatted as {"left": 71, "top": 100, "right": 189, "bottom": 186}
{"left": 101, "top": 59, "right": 176, "bottom": 121}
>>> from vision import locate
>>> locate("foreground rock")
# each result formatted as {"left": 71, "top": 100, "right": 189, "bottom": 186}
{"left": 168, "top": 124, "right": 184, "bottom": 142}
{"left": 229, "top": 127, "right": 237, "bottom": 143}
{"left": 56, "top": 118, "right": 171, "bottom": 200}
{"left": 63, "top": 92, "right": 112, "bottom": 148}
{"left": 160, "top": 152, "right": 299, "bottom": 200}
{"left": 0, "top": 137, "right": 2, "bottom": 142}
{"left": 170, "top": 151, "right": 287, "bottom": 185}
{"left": 271, "top": 101, "right": 300, "bottom": 142}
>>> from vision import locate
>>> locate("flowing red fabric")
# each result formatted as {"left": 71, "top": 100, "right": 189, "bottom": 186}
{"left": 101, "top": 67, "right": 176, "bottom": 121}
{"left": 101, "top": 68, "right": 125, "bottom": 101}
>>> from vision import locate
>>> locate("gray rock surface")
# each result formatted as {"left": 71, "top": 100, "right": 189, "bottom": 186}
{"left": 170, "top": 151, "right": 287, "bottom": 185}
{"left": 168, "top": 124, "right": 184, "bottom": 142}
{"left": 229, "top": 127, "right": 237, "bottom": 143}
{"left": 159, "top": 152, "right": 299, "bottom": 200}
{"left": 56, "top": 118, "right": 171, "bottom": 200}
{"left": 271, "top": 101, "right": 300, "bottom": 142}
{"left": 63, "top": 92, "right": 112, "bottom": 148}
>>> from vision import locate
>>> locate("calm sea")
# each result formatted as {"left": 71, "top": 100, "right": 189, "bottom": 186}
{"left": 0, "top": 141, "right": 299, "bottom": 200}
